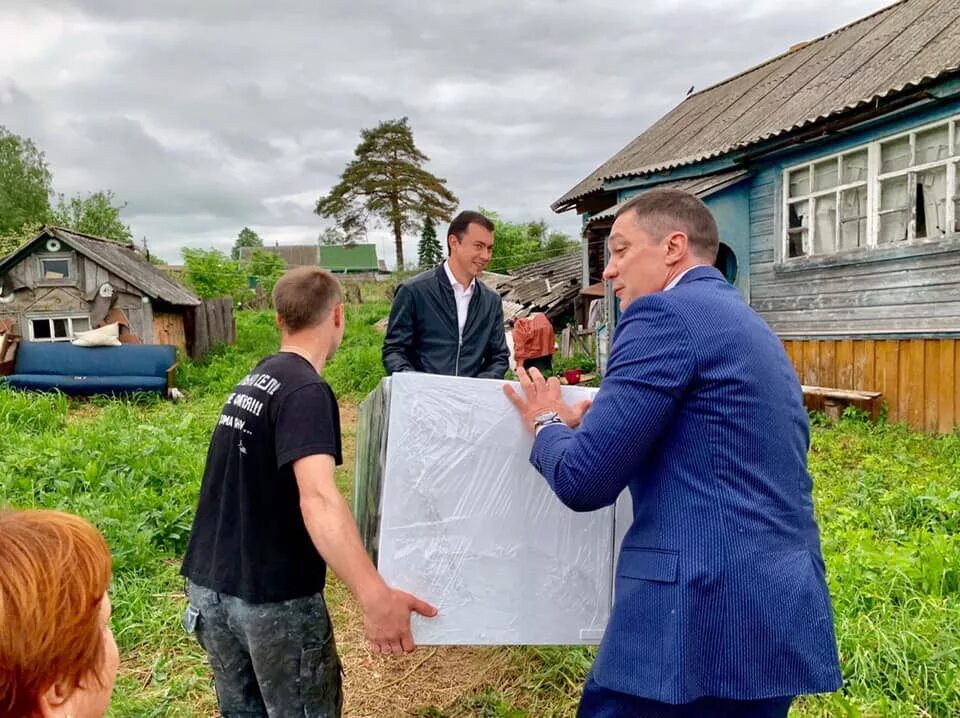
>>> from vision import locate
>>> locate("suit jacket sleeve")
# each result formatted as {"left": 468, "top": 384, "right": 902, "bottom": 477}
{"left": 382, "top": 284, "right": 417, "bottom": 375}
{"left": 478, "top": 297, "right": 510, "bottom": 379}
{"left": 530, "top": 296, "right": 696, "bottom": 511}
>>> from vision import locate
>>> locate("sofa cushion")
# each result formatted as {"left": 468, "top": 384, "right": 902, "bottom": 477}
{"left": 3, "top": 374, "right": 168, "bottom": 395}
{"left": 72, "top": 323, "right": 122, "bottom": 347}
{"left": 13, "top": 342, "right": 175, "bottom": 378}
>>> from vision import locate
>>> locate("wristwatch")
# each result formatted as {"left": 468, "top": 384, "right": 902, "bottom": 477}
{"left": 532, "top": 410, "right": 564, "bottom": 431}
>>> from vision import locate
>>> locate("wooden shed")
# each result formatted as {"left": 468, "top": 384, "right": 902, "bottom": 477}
{"left": 554, "top": 0, "right": 960, "bottom": 432}
{"left": 0, "top": 226, "right": 201, "bottom": 352}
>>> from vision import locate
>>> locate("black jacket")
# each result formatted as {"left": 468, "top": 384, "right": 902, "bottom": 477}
{"left": 382, "top": 265, "right": 509, "bottom": 379}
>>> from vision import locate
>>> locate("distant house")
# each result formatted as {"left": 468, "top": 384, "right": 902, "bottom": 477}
{"left": 319, "top": 244, "right": 383, "bottom": 274}
{"left": 554, "top": 0, "right": 960, "bottom": 432}
{"left": 239, "top": 245, "right": 318, "bottom": 266}
{"left": 0, "top": 226, "right": 200, "bottom": 350}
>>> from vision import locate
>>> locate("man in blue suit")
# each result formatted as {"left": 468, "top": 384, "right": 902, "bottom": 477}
{"left": 505, "top": 189, "right": 841, "bottom": 717}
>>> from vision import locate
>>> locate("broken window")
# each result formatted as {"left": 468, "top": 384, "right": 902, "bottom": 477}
{"left": 787, "top": 200, "right": 808, "bottom": 258}
{"left": 29, "top": 316, "right": 90, "bottom": 342}
{"left": 783, "top": 112, "right": 960, "bottom": 260}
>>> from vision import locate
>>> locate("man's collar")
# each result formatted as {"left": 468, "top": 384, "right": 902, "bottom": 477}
{"left": 443, "top": 260, "right": 476, "bottom": 291}
{"left": 664, "top": 264, "right": 711, "bottom": 291}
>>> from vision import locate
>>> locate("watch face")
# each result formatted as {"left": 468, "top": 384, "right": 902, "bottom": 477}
{"left": 534, "top": 411, "right": 559, "bottom": 424}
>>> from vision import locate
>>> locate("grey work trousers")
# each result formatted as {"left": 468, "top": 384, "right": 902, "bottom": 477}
{"left": 185, "top": 581, "right": 342, "bottom": 718}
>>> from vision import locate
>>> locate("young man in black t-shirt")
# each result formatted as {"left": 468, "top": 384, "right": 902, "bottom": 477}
{"left": 181, "top": 267, "right": 436, "bottom": 717}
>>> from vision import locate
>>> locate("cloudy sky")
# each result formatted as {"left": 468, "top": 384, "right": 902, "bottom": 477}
{"left": 1, "top": 0, "right": 888, "bottom": 266}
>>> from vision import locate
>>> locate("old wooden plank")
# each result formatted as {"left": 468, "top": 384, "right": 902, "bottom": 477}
{"left": 819, "top": 340, "right": 837, "bottom": 388}
{"left": 836, "top": 339, "right": 854, "bottom": 389}
{"left": 801, "top": 385, "right": 881, "bottom": 400}
{"left": 786, "top": 340, "right": 803, "bottom": 382}
{"left": 802, "top": 341, "right": 820, "bottom": 386}
{"left": 956, "top": 339, "right": 960, "bottom": 434}
{"left": 939, "top": 339, "right": 956, "bottom": 433}
{"left": 875, "top": 340, "right": 900, "bottom": 423}
{"left": 900, "top": 340, "right": 926, "bottom": 430}
{"left": 193, "top": 303, "right": 210, "bottom": 359}
{"left": 924, "top": 341, "right": 940, "bottom": 434}
{"left": 857, "top": 339, "right": 877, "bottom": 392}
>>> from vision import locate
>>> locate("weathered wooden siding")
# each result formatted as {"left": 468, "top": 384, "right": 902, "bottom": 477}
{"left": 186, "top": 297, "right": 236, "bottom": 359}
{"left": 783, "top": 338, "right": 959, "bottom": 432}
{"left": 747, "top": 100, "right": 960, "bottom": 338}
{"left": 153, "top": 312, "right": 187, "bottom": 352}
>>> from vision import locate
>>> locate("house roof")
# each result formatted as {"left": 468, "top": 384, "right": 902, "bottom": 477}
{"left": 555, "top": 0, "right": 960, "bottom": 211}
{"left": 0, "top": 227, "right": 200, "bottom": 307}
{"left": 496, "top": 252, "right": 583, "bottom": 321}
{"left": 585, "top": 169, "right": 749, "bottom": 227}
{"left": 239, "top": 245, "right": 319, "bottom": 266}
{"left": 318, "top": 244, "right": 381, "bottom": 272}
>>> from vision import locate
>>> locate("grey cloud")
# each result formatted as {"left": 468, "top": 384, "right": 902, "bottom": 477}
{"left": 2, "top": 0, "right": 885, "bottom": 264}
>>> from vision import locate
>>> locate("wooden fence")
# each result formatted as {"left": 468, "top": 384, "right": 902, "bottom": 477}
{"left": 185, "top": 297, "right": 236, "bottom": 359}
{"left": 782, "top": 338, "right": 960, "bottom": 433}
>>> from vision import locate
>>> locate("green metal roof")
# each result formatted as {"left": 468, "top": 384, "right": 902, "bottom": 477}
{"left": 318, "top": 244, "right": 380, "bottom": 272}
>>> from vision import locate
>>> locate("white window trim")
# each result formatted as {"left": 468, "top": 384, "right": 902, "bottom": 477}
{"left": 27, "top": 315, "right": 91, "bottom": 343}
{"left": 782, "top": 112, "right": 960, "bottom": 262}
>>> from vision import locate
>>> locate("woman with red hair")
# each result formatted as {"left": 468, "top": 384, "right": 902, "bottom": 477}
{"left": 0, "top": 509, "right": 118, "bottom": 718}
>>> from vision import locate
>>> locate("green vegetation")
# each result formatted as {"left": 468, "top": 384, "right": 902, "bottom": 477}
{"left": 1, "top": 304, "right": 957, "bottom": 717}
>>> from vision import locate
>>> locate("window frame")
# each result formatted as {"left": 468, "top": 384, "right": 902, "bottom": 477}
{"left": 27, "top": 315, "right": 92, "bottom": 343}
{"left": 36, "top": 252, "right": 77, "bottom": 286}
{"left": 781, "top": 113, "right": 959, "bottom": 265}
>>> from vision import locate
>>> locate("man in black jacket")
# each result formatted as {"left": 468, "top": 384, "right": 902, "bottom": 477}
{"left": 382, "top": 210, "right": 510, "bottom": 378}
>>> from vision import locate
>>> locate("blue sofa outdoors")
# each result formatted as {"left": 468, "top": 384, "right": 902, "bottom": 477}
{"left": 1, "top": 342, "right": 178, "bottom": 397}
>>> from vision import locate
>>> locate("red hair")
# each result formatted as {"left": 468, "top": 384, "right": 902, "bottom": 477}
{"left": 0, "top": 509, "right": 112, "bottom": 717}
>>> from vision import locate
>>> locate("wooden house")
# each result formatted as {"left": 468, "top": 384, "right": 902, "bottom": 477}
{"left": 0, "top": 226, "right": 200, "bottom": 351}
{"left": 554, "top": 0, "right": 960, "bottom": 432}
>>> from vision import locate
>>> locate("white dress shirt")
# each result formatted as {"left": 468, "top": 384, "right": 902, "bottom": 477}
{"left": 664, "top": 265, "right": 707, "bottom": 291}
{"left": 443, "top": 261, "right": 475, "bottom": 337}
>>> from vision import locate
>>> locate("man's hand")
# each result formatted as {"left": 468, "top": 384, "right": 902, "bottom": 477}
{"left": 503, "top": 367, "right": 591, "bottom": 432}
{"left": 361, "top": 586, "right": 438, "bottom": 655}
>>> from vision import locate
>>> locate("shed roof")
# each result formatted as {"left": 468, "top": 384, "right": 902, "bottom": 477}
{"left": 0, "top": 227, "right": 200, "bottom": 306}
{"left": 240, "top": 245, "right": 319, "bottom": 266}
{"left": 319, "top": 244, "right": 381, "bottom": 272}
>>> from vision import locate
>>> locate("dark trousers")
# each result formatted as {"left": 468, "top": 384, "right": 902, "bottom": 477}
{"left": 577, "top": 675, "right": 793, "bottom": 718}
{"left": 185, "top": 581, "right": 342, "bottom": 718}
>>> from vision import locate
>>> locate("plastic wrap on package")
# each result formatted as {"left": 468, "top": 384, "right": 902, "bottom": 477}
{"left": 354, "top": 372, "right": 615, "bottom": 645}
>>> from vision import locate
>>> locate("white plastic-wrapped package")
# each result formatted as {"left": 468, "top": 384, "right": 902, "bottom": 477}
{"left": 354, "top": 372, "right": 616, "bottom": 645}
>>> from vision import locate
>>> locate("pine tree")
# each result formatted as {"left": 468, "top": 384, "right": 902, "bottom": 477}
{"left": 417, "top": 217, "right": 443, "bottom": 269}
{"left": 315, "top": 117, "right": 458, "bottom": 269}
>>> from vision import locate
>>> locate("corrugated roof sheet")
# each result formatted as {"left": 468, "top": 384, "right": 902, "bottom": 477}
{"left": 496, "top": 253, "right": 583, "bottom": 321}
{"left": 555, "top": 0, "right": 960, "bottom": 210}
{"left": 585, "top": 169, "right": 749, "bottom": 227}
{"left": 319, "top": 244, "right": 380, "bottom": 272}
{"left": 0, "top": 227, "right": 200, "bottom": 306}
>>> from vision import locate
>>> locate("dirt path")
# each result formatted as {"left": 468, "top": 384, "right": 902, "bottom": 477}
{"left": 332, "top": 402, "right": 513, "bottom": 717}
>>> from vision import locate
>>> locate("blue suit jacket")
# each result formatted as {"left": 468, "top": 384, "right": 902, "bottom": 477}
{"left": 532, "top": 266, "right": 842, "bottom": 703}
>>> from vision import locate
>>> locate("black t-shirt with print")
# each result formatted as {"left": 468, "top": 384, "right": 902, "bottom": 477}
{"left": 181, "top": 352, "right": 342, "bottom": 604}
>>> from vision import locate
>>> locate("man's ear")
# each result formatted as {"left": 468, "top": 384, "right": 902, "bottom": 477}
{"left": 664, "top": 231, "right": 689, "bottom": 265}
{"left": 275, "top": 314, "right": 283, "bottom": 329}
{"left": 39, "top": 677, "right": 73, "bottom": 716}
{"left": 334, "top": 303, "right": 344, "bottom": 328}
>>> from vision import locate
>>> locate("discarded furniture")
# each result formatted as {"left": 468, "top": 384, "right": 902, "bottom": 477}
{"left": 801, "top": 385, "right": 883, "bottom": 422}
{"left": 1, "top": 342, "right": 177, "bottom": 397}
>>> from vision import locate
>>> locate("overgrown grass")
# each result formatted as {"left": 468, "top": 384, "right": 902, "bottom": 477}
{"left": 1, "top": 305, "right": 958, "bottom": 717}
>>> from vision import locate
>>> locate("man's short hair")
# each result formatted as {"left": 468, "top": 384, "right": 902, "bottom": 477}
{"left": 616, "top": 189, "right": 719, "bottom": 261}
{"left": 272, "top": 266, "right": 343, "bottom": 332}
{"left": 447, "top": 211, "right": 495, "bottom": 254}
